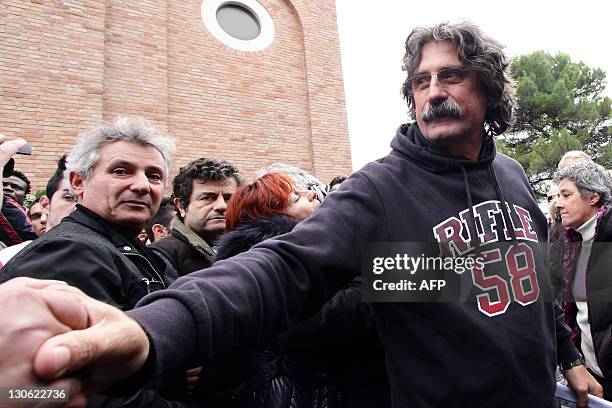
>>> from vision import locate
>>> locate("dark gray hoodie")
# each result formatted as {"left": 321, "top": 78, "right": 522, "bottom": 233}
{"left": 129, "top": 123, "right": 578, "bottom": 407}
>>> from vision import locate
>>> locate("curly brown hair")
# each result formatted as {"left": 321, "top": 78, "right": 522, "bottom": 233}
{"left": 400, "top": 21, "right": 516, "bottom": 136}
{"left": 172, "top": 157, "right": 244, "bottom": 211}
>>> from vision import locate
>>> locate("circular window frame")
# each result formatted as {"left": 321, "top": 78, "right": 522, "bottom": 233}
{"left": 201, "top": 0, "right": 275, "bottom": 52}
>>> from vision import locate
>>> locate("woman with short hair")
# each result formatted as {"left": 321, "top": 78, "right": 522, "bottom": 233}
{"left": 556, "top": 161, "right": 612, "bottom": 399}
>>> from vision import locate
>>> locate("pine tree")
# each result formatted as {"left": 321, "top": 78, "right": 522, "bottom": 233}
{"left": 499, "top": 51, "right": 611, "bottom": 195}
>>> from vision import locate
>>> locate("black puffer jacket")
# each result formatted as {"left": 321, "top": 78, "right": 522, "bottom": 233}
{"left": 195, "top": 216, "right": 389, "bottom": 408}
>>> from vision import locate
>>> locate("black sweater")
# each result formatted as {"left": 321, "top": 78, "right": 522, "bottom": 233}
{"left": 129, "top": 123, "right": 578, "bottom": 407}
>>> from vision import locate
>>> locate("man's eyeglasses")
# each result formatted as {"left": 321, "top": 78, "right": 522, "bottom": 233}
{"left": 408, "top": 68, "right": 471, "bottom": 92}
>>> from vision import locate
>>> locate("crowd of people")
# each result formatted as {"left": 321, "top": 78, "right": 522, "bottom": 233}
{"left": 0, "top": 20, "right": 611, "bottom": 408}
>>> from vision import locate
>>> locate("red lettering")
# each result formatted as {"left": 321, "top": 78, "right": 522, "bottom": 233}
{"left": 433, "top": 217, "right": 470, "bottom": 257}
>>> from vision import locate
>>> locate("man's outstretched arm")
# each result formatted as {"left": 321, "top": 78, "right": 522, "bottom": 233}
{"left": 34, "top": 171, "right": 387, "bottom": 392}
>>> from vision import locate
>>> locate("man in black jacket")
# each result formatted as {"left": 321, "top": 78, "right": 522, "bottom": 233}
{"left": 150, "top": 157, "right": 244, "bottom": 276}
{"left": 0, "top": 116, "right": 185, "bottom": 407}
{"left": 1, "top": 116, "right": 176, "bottom": 309}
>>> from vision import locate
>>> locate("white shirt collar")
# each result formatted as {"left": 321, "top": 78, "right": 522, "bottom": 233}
{"left": 576, "top": 213, "right": 598, "bottom": 242}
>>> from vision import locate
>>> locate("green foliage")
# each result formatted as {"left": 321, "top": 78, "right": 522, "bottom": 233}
{"left": 500, "top": 51, "right": 611, "bottom": 195}
{"left": 23, "top": 189, "right": 46, "bottom": 210}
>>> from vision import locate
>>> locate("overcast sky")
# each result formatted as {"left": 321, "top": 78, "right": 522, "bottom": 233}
{"left": 335, "top": 0, "right": 612, "bottom": 171}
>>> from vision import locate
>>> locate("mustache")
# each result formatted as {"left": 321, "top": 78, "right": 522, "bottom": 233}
{"left": 422, "top": 101, "right": 462, "bottom": 122}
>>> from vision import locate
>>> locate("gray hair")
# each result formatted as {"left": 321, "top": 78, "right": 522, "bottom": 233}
{"left": 557, "top": 150, "right": 592, "bottom": 170}
{"left": 401, "top": 21, "right": 516, "bottom": 136}
{"left": 555, "top": 161, "right": 612, "bottom": 205}
{"left": 254, "top": 163, "right": 327, "bottom": 200}
{"left": 66, "top": 116, "right": 176, "bottom": 184}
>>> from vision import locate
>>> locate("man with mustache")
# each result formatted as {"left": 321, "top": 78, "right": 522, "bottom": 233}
{"left": 0, "top": 116, "right": 176, "bottom": 310}
{"left": 150, "top": 157, "right": 243, "bottom": 276}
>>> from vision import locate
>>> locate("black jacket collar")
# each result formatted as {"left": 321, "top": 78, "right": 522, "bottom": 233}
{"left": 68, "top": 205, "right": 166, "bottom": 273}
{"left": 69, "top": 204, "right": 140, "bottom": 247}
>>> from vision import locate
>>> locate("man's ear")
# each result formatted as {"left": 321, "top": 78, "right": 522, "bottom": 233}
{"left": 70, "top": 172, "right": 85, "bottom": 198}
{"left": 589, "top": 192, "right": 601, "bottom": 207}
{"left": 152, "top": 223, "right": 168, "bottom": 241}
{"left": 173, "top": 197, "right": 187, "bottom": 219}
{"left": 39, "top": 195, "right": 50, "bottom": 210}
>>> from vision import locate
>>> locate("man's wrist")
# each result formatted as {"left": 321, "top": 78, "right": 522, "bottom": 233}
{"left": 560, "top": 356, "right": 585, "bottom": 371}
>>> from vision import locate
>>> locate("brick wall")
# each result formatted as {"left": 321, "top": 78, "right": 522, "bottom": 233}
{"left": 0, "top": 0, "right": 351, "bottom": 192}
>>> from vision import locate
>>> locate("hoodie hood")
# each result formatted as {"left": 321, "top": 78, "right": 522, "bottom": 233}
{"left": 389, "top": 123, "right": 517, "bottom": 248}
{"left": 390, "top": 123, "right": 496, "bottom": 174}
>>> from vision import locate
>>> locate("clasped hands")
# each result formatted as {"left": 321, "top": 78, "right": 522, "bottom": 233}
{"left": 0, "top": 277, "right": 149, "bottom": 407}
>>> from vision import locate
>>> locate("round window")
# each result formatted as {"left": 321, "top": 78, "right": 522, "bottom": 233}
{"left": 202, "top": 0, "right": 275, "bottom": 52}
{"left": 216, "top": 4, "right": 261, "bottom": 41}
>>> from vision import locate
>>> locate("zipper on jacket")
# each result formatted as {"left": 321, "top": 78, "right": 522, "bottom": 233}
{"left": 123, "top": 252, "right": 166, "bottom": 289}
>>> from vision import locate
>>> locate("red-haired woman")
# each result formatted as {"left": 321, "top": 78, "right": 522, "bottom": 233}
{"left": 193, "top": 173, "right": 389, "bottom": 408}
{"left": 226, "top": 173, "right": 319, "bottom": 227}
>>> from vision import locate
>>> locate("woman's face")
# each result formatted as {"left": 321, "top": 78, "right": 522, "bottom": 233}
{"left": 285, "top": 190, "right": 320, "bottom": 220}
{"left": 556, "top": 178, "right": 599, "bottom": 230}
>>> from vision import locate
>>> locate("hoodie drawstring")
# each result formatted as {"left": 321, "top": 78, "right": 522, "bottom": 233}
{"left": 459, "top": 165, "right": 481, "bottom": 255}
{"left": 488, "top": 165, "right": 519, "bottom": 247}
{"left": 459, "top": 164, "right": 519, "bottom": 252}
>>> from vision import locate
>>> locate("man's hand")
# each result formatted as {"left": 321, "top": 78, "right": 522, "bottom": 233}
{"left": 33, "top": 284, "right": 150, "bottom": 395}
{"left": 0, "top": 134, "right": 27, "bottom": 168}
{"left": 564, "top": 364, "right": 604, "bottom": 408}
{"left": 0, "top": 134, "right": 27, "bottom": 207}
{"left": 0, "top": 277, "right": 89, "bottom": 406}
